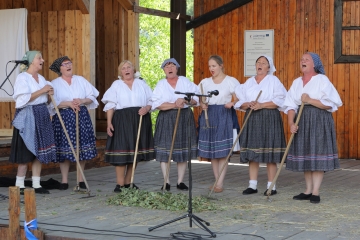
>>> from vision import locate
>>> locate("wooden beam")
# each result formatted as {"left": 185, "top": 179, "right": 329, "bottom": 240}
{"left": 117, "top": 0, "right": 134, "bottom": 11}
{"left": 133, "top": 5, "right": 191, "bottom": 21}
{"left": 76, "top": 0, "right": 89, "bottom": 14}
{"left": 186, "top": 0, "right": 253, "bottom": 31}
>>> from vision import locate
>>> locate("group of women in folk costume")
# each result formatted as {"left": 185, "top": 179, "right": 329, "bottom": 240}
{"left": 10, "top": 51, "right": 98, "bottom": 194}
{"left": 10, "top": 50, "right": 342, "bottom": 204}
{"left": 202, "top": 52, "right": 342, "bottom": 204}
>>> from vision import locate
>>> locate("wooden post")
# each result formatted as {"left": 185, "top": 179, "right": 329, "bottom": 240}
{"left": 8, "top": 186, "right": 20, "bottom": 240}
{"left": 24, "top": 189, "right": 44, "bottom": 239}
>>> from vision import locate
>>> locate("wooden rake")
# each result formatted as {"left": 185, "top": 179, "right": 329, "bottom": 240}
{"left": 162, "top": 108, "right": 181, "bottom": 193}
{"left": 200, "top": 83, "right": 210, "bottom": 128}
{"left": 50, "top": 95, "right": 93, "bottom": 198}
{"left": 208, "top": 90, "right": 262, "bottom": 198}
{"left": 266, "top": 102, "right": 305, "bottom": 202}
{"left": 130, "top": 115, "right": 143, "bottom": 188}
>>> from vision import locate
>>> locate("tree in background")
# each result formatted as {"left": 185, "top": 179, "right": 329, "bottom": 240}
{"left": 139, "top": 0, "right": 194, "bottom": 125}
{"left": 139, "top": 0, "right": 194, "bottom": 89}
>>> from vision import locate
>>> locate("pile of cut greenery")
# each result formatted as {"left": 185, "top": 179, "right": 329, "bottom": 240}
{"left": 106, "top": 188, "right": 218, "bottom": 212}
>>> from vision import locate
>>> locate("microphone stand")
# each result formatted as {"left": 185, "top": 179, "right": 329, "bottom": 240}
{"left": 148, "top": 92, "right": 216, "bottom": 238}
{"left": 0, "top": 62, "right": 19, "bottom": 90}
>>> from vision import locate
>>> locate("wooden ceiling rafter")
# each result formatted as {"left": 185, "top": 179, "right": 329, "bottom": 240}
{"left": 76, "top": 0, "right": 90, "bottom": 14}
{"left": 186, "top": 0, "right": 253, "bottom": 31}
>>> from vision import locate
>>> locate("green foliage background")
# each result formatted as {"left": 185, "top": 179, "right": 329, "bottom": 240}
{"left": 139, "top": 0, "right": 194, "bottom": 89}
{"left": 139, "top": 0, "right": 194, "bottom": 125}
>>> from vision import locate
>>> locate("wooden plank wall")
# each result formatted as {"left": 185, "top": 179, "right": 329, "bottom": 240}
{"left": 0, "top": 0, "right": 138, "bottom": 133}
{"left": 194, "top": 0, "right": 358, "bottom": 159}
{"left": 95, "top": 0, "right": 138, "bottom": 132}
{"left": 0, "top": 0, "right": 80, "bottom": 129}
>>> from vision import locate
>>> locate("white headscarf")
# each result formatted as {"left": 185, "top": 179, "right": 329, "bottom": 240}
{"left": 255, "top": 55, "right": 276, "bottom": 75}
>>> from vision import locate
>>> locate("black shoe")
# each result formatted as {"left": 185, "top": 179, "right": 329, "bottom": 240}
{"left": 264, "top": 189, "right": 277, "bottom": 196}
{"left": 79, "top": 182, "right": 86, "bottom": 189}
{"left": 59, "top": 183, "right": 69, "bottom": 190}
{"left": 177, "top": 182, "right": 188, "bottom": 191}
{"left": 114, "top": 184, "right": 122, "bottom": 193}
{"left": 124, "top": 183, "right": 139, "bottom": 190}
{"left": 242, "top": 188, "right": 258, "bottom": 195}
{"left": 34, "top": 187, "right": 50, "bottom": 194}
{"left": 310, "top": 195, "right": 320, "bottom": 204}
{"left": 293, "top": 193, "right": 312, "bottom": 200}
{"left": 161, "top": 183, "right": 170, "bottom": 191}
{"left": 19, "top": 188, "right": 25, "bottom": 195}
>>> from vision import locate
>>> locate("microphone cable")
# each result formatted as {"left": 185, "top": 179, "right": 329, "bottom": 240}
{"left": 1, "top": 61, "right": 15, "bottom": 96}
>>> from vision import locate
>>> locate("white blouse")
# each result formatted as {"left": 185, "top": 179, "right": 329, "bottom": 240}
{"left": 152, "top": 76, "right": 199, "bottom": 110}
{"left": 283, "top": 74, "right": 343, "bottom": 113}
{"left": 198, "top": 76, "right": 240, "bottom": 105}
{"left": 50, "top": 75, "right": 99, "bottom": 116}
{"left": 234, "top": 75, "right": 287, "bottom": 112}
{"left": 13, "top": 72, "right": 53, "bottom": 109}
{"left": 102, "top": 78, "right": 153, "bottom": 112}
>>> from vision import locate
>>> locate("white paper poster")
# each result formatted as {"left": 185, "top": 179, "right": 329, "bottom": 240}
{"left": 244, "top": 30, "right": 274, "bottom": 76}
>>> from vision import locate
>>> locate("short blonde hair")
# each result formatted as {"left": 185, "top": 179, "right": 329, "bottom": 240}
{"left": 118, "top": 60, "right": 136, "bottom": 78}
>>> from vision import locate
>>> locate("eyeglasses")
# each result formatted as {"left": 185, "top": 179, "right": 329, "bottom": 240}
{"left": 61, "top": 61, "right": 72, "bottom": 67}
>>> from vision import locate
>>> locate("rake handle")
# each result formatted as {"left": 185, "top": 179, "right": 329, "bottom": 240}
{"left": 130, "top": 114, "right": 143, "bottom": 188}
{"left": 200, "top": 83, "right": 210, "bottom": 128}
{"left": 50, "top": 95, "right": 90, "bottom": 193}
{"left": 266, "top": 102, "right": 305, "bottom": 198}
{"left": 209, "top": 90, "right": 262, "bottom": 197}
{"left": 163, "top": 108, "right": 181, "bottom": 193}
{"left": 76, "top": 109, "right": 79, "bottom": 185}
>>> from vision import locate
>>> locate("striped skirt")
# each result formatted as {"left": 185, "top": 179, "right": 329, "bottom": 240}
{"left": 154, "top": 108, "right": 197, "bottom": 162}
{"left": 9, "top": 103, "right": 56, "bottom": 164}
{"left": 240, "top": 109, "right": 286, "bottom": 163}
{"left": 52, "top": 106, "right": 97, "bottom": 162}
{"left": 286, "top": 105, "right": 340, "bottom": 172}
{"left": 198, "top": 105, "right": 233, "bottom": 159}
{"left": 105, "top": 107, "right": 155, "bottom": 165}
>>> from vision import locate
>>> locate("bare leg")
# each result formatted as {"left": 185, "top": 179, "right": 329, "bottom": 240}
{"left": 31, "top": 159, "right": 42, "bottom": 177}
{"left": 115, "top": 166, "right": 126, "bottom": 186}
{"left": 211, "top": 160, "right": 219, "bottom": 181}
{"left": 177, "top": 162, "right": 187, "bottom": 184}
{"left": 303, "top": 171, "right": 313, "bottom": 194}
{"left": 17, "top": 163, "right": 28, "bottom": 177}
{"left": 266, "top": 163, "right": 277, "bottom": 182}
{"left": 124, "top": 164, "right": 134, "bottom": 184}
{"left": 249, "top": 161, "right": 259, "bottom": 180}
{"left": 160, "top": 162, "right": 170, "bottom": 184}
{"left": 216, "top": 158, "right": 228, "bottom": 188}
{"left": 59, "top": 160, "right": 70, "bottom": 183}
{"left": 77, "top": 161, "right": 86, "bottom": 182}
{"left": 311, "top": 171, "right": 324, "bottom": 196}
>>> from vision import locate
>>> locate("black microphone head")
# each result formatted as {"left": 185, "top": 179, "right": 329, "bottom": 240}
{"left": 10, "top": 60, "right": 28, "bottom": 65}
{"left": 213, "top": 90, "right": 219, "bottom": 96}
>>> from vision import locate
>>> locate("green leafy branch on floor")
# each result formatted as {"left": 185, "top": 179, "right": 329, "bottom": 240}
{"left": 106, "top": 188, "right": 219, "bottom": 212}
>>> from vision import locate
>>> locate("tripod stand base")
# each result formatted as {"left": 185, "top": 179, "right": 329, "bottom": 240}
{"left": 148, "top": 212, "right": 216, "bottom": 238}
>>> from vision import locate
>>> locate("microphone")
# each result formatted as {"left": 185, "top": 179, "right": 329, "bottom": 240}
{"left": 208, "top": 90, "right": 219, "bottom": 96}
{"left": 174, "top": 91, "right": 195, "bottom": 96}
{"left": 9, "top": 60, "right": 28, "bottom": 65}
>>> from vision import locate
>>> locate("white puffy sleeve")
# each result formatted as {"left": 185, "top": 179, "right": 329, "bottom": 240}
{"left": 234, "top": 83, "right": 248, "bottom": 111}
{"left": 271, "top": 76, "right": 287, "bottom": 111}
{"left": 80, "top": 76, "right": 99, "bottom": 110}
{"left": 101, "top": 81, "right": 118, "bottom": 112}
{"left": 228, "top": 77, "right": 240, "bottom": 95}
{"left": 319, "top": 76, "right": 342, "bottom": 112}
{"left": 152, "top": 80, "right": 167, "bottom": 110}
{"left": 13, "top": 74, "right": 32, "bottom": 108}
